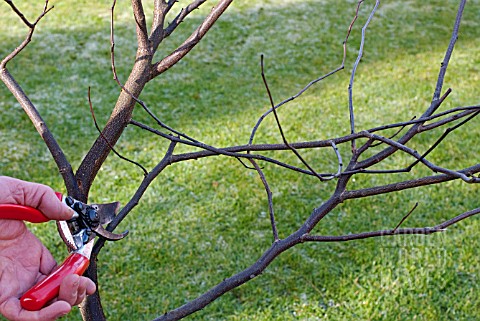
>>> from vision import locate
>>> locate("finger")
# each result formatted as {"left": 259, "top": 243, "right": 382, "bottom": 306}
{"left": 1, "top": 176, "right": 74, "bottom": 221}
{"left": 73, "top": 278, "right": 89, "bottom": 306}
{"left": 85, "top": 277, "right": 97, "bottom": 296}
{"left": 0, "top": 297, "right": 71, "bottom": 321}
{"left": 57, "top": 274, "right": 80, "bottom": 306}
{"left": 24, "top": 182, "right": 74, "bottom": 221}
{"left": 77, "top": 277, "right": 96, "bottom": 305}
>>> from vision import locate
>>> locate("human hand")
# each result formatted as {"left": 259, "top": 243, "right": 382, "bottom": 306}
{"left": 0, "top": 177, "right": 96, "bottom": 321}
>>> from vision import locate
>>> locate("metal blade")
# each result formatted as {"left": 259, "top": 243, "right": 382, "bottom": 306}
{"left": 57, "top": 200, "right": 126, "bottom": 250}
{"left": 92, "top": 225, "right": 129, "bottom": 241}
{"left": 90, "top": 202, "right": 120, "bottom": 225}
{"left": 56, "top": 220, "right": 78, "bottom": 252}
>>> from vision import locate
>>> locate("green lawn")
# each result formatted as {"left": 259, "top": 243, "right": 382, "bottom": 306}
{"left": 1, "top": 0, "right": 479, "bottom": 320}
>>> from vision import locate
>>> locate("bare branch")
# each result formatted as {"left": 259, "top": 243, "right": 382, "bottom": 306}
{"left": 153, "top": 230, "right": 306, "bottom": 321}
{"left": 348, "top": 0, "right": 380, "bottom": 152}
{"left": 150, "top": 0, "right": 233, "bottom": 79}
{"left": 149, "top": 0, "right": 168, "bottom": 52}
{"left": 355, "top": 0, "right": 466, "bottom": 170}
{"left": 0, "top": 2, "right": 77, "bottom": 194}
{"left": 136, "top": 99, "right": 200, "bottom": 143}
{"left": 392, "top": 202, "right": 418, "bottom": 233}
{"left": 0, "top": 69, "right": 77, "bottom": 192}
{"left": 4, "top": 0, "right": 34, "bottom": 27}
{"left": 260, "top": 54, "right": 328, "bottom": 182}
{"left": 130, "top": 119, "right": 324, "bottom": 176}
{"left": 92, "top": 139, "right": 177, "bottom": 257}
{"left": 432, "top": 0, "right": 466, "bottom": 102}
{"left": 153, "top": 161, "right": 479, "bottom": 321}
{"left": 418, "top": 107, "right": 479, "bottom": 132}
{"left": 249, "top": 159, "right": 279, "bottom": 242}
{"left": 407, "top": 110, "right": 480, "bottom": 173}
{"left": 1, "top": 0, "right": 53, "bottom": 68}
{"left": 355, "top": 88, "right": 451, "bottom": 171}
{"left": 114, "top": 139, "right": 176, "bottom": 230}
{"left": 166, "top": 0, "right": 177, "bottom": 13}
{"left": 370, "top": 116, "right": 416, "bottom": 148}
{"left": 109, "top": 4, "right": 199, "bottom": 145}
{"left": 357, "top": 131, "right": 479, "bottom": 183}
{"left": 249, "top": 0, "right": 365, "bottom": 146}
{"left": 331, "top": 141, "right": 343, "bottom": 179}
{"left": 88, "top": 87, "right": 148, "bottom": 176}
{"left": 164, "top": 0, "right": 207, "bottom": 38}
{"left": 343, "top": 163, "right": 480, "bottom": 200}
{"left": 130, "top": 0, "right": 150, "bottom": 52}
{"left": 302, "top": 206, "right": 480, "bottom": 243}
{"left": 129, "top": 101, "right": 479, "bottom": 179}
{"left": 147, "top": 10, "right": 479, "bottom": 311}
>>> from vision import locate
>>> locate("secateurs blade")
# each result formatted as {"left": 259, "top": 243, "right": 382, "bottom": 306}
{"left": 0, "top": 192, "right": 128, "bottom": 311}
{"left": 56, "top": 197, "right": 124, "bottom": 251}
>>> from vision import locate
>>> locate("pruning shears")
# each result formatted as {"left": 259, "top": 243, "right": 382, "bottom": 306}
{"left": 0, "top": 192, "right": 128, "bottom": 311}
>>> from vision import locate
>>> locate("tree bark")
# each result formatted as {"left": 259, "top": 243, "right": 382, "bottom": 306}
{"left": 76, "top": 59, "right": 152, "bottom": 198}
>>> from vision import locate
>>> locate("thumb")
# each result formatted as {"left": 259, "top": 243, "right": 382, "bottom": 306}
{"left": 35, "top": 189, "right": 74, "bottom": 221}
{"left": 1, "top": 176, "right": 74, "bottom": 221}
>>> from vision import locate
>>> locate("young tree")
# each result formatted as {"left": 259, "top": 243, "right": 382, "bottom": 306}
{"left": 1, "top": 0, "right": 479, "bottom": 320}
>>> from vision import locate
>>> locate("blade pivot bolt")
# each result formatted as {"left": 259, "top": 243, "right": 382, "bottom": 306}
{"left": 86, "top": 208, "right": 100, "bottom": 227}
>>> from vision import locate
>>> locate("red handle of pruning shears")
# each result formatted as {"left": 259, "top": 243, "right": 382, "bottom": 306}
{"left": 0, "top": 192, "right": 63, "bottom": 223}
{"left": 0, "top": 192, "right": 91, "bottom": 311}
{"left": 20, "top": 253, "right": 90, "bottom": 311}
{"left": 0, "top": 204, "right": 50, "bottom": 223}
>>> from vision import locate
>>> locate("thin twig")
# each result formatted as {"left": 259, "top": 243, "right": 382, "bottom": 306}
{"left": 302, "top": 206, "right": 480, "bottom": 243}
{"left": 164, "top": 0, "right": 207, "bottom": 38}
{"left": 432, "top": 0, "right": 466, "bottom": 102}
{"left": 249, "top": 159, "right": 279, "bottom": 242}
{"left": 356, "top": 88, "right": 453, "bottom": 170}
{"left": 418, "top": 108, "right": 478, "bottom": 132}
{"left": 261, "top": 55, "right": 329, "bottom": 182}
{"left": 351, "top": 3, "right": 464, "bottom": 173}
{"left": 343, "top": 162, "right": 480, "bottom": 200}
{"left": 93, "top": 140, "right": 177, "bottom": 256}
{"left": 109, "top": 0, "right": 199, "bottom": 144}
{"left": 407, "top": 110, "right": 480, "bottom": 173}
{"left": 352, "top": 106, "right": 480, "bottom": 181}
{"left": 1, "top": 0, "right": 53, "bottom": 68}
{"left": 88, "top": 87, "right": 148, "bottom": 176}
{"left": 151, "top": 0, "right": 234, "bottom": 78}
{"left": 248, "top": 0, "right": 365, "bottom": 146}
{"left": 348, "top": 0, "right": 380, "bottom": 152}
{"left": 127, "top": 103, "right": 480, "bottom": 178}
{"left": 331, "top": 141, "right": 343, "bottom": 178}
{"left": 370, "top": 116, "right": 416, "bottom": 147}
{"left": 392, "top": 202, "right": 418, "bottom": 233}
{"left": 358, "top": 131, "right": 479, "bottom": 183}
{"left": 130, "top": 119, "right": 329, "bottom": 177}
